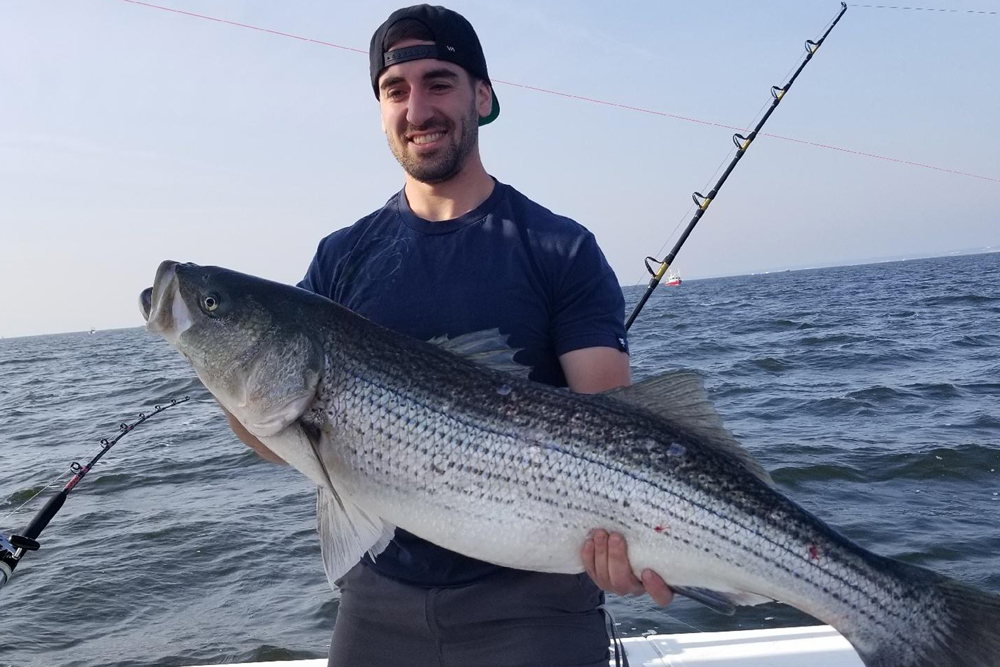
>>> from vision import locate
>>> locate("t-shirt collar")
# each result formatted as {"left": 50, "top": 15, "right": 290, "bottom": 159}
{"left": 395, "top": 178, "right": 504, "bottom": 235}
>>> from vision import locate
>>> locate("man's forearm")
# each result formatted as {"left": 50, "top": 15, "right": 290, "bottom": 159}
{"left": 220, "top": 406, "right": 286, "bottom": 464}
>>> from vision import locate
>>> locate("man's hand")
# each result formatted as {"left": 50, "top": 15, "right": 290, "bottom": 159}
{"left": 220, "top": 405, "right": 286, "bottom": 465}
{"left": 582, "top": 529, "right": 674, "bottom": 606}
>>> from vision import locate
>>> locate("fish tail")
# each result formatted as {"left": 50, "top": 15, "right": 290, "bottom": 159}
{"left": 854, "top": 561, "right": 1000, "bottom": 667}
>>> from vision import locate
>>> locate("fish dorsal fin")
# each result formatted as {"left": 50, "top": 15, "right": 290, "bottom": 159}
{"left": 429, "top": 329, "right": 530, "bottom": 379}
{"left": 608, "top": 371, "right": 773, "bottom": 487}
{"left": 316, "top": 485, "right": 395, "bottom": 588}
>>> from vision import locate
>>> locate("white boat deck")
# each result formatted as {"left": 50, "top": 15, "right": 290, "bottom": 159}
{"left": 193, "top": 624, "right": 864, "bottom": 667}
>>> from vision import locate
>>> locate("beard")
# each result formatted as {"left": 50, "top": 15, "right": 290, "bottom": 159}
{"left": 387, "top": 103, "right": 479, "bottom": 184}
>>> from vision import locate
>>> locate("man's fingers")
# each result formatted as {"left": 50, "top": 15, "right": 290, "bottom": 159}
{"left": 592, "top": 529, "right": 611, "bottom": 589}
{"left": 584, "top": 529, "right": 674, "bottom": 604}
{"left": 607, "top": 533, "right": 644, "bottom": 595}
{"left": 641, "top": 569, "right": 674, "bottom": 607}
{"left": 582, "top": 535, "right": 597, "bottom": 581}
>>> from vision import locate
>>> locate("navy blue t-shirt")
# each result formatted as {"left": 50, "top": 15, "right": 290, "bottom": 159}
{"left": 299, "top": 179, "right": 627, "bottom": 586}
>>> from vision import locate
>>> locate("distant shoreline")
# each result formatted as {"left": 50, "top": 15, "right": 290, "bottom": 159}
{"left": 630, "top": 246, "right": 999, "bottom": 286}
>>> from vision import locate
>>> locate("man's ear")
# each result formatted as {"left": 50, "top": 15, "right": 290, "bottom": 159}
{"left": 476, "top": 80, "right": 493, "bottom": 119}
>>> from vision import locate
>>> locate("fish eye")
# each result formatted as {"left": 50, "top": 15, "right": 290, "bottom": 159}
{"left": 203, "top": 294, "right": 220, "bottom": 312}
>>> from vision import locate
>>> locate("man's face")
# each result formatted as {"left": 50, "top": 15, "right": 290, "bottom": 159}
{"left": 378, "top": 40, "right": 492, "bottom": 184}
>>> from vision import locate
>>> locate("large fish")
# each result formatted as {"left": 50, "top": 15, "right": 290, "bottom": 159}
{"left": 141, "top": 260, "right": 999, "bottom": 667}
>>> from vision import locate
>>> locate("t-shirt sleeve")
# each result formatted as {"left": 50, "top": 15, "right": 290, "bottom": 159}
{"left": 551, "top": 231, "right": 628, "bottom": 356}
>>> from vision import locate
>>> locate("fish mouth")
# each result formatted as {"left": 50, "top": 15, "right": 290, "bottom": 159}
{"left": 142, "top": 260, "right": 194, "bottom": 341}
{"left": 139, "top": 287, "right": 153, "bottom": 321}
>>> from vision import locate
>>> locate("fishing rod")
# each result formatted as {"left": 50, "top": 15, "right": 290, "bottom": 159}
{"left": 0, "top": 396, "right": 190, "bottom": 593}
{"left": 625, "top": 2, "right": 848, "bottom": 330}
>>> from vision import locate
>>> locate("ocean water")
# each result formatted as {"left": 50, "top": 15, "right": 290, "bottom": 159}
{"left": 1, "top": 252, "right": 998, "bottom": 667}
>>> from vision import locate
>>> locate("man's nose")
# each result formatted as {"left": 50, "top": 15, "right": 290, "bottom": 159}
{"left": 405, "top": 88, "right": 435, "bottom": 127}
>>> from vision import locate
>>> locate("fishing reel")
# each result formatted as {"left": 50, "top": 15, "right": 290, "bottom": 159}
{"left": 0, "top": 531, "right": 40, "bottom": 592}
{"left": 0, "top": 487, "right": 66, "bottom": 594}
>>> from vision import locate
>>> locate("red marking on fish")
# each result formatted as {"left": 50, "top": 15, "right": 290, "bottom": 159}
{"left": 809, "top": 545, "right": 820, "bottom": 560}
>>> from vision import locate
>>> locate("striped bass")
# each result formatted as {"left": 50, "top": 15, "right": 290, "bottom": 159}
{"left": 140, "top": 260, "right": 1000, "bottom": 667}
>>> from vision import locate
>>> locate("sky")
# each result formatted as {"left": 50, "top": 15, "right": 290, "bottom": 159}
{"left": 0, "top": 0, "right": 997, "bottom": 338}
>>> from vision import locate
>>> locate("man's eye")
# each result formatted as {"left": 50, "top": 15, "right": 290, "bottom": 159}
{"left": 386, "top": 90, "right": 405, "bottom": 100}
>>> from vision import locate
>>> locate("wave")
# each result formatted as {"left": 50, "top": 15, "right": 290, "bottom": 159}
{"left": 106, "top": 644, "right": 324, "bottom": 667}
{"left": 0, "top": 355, "right": 63, "bottom": 367}
{"left": 953, "top": 334, "right": 1000, "bottom": 348}
{"left": 960, "top": 382, "right": 1000, "bottom": 395}
{"left": 742, "top": 356, "right": 791, "bottom": 373}
{"left": 800, "top": 396, "right": 878, "bottom": 417}
{"left": 903, "top": 382, "right": 962, "bottom": 399}
{"left": 799, "top": 333, "right": 869, "bottom": 347}
{"left": 920, "top": 294, "right": 1000, "bottom": 307}
{"left": 97, "top": 376, "right": 206, "bottom": 403}
{"left": 2, "top": 485, "right": 50, "bottom": 509}
{"left": 770, "top": 463, "right": 867, "bottom": 486}
{"left": 868, "top": 444, "right": 1000, "bottom": 481}
{"left": 844, "top": 385, "right": 911, "bottom": 402}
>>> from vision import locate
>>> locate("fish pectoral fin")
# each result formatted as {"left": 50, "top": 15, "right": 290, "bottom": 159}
{"left": 671, "top": 586, "right": 774, "bottom": 616}
{"left": 316, "top": 485, "right": 395, "bottom": 588}
{"left": 428, "top": 329, "right": 531, "bottom": 379}
{"left": 607, "top": 372, "right": 773, "bottom": 487}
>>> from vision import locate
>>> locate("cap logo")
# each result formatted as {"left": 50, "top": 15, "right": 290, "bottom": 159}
{"left": 446, "top": 45, "right": 455, "bottom": 52}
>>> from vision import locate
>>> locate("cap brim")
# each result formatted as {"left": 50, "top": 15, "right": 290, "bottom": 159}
{"left": 479, "top": 91, "right": 500, "bottom": 126}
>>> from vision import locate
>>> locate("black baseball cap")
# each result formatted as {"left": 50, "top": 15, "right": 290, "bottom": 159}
{"left": 369, "top": 5, "right": 500, "bottom": 126}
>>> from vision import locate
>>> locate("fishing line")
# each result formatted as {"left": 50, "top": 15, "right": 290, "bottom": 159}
{"left": 616, "top": 595, "right": 708, "bottom": 634}
{"left": 118, "top": 0, "right": 367, "bottom": 53}
{"left": 0, "top": 396, "right": 190, "bottom": 593}
{"left": 850, "top": 4, "right": 998, "bottom": 15}
{"left": 659, "top": 612, "right": 707, "bottom": 634}
{"left": 105, "top": 0, "right": 998, "bottom": 184}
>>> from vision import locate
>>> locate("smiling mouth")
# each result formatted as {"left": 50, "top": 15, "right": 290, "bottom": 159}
{"left": 410, "top": 131, "right": 445, "bottom": 146}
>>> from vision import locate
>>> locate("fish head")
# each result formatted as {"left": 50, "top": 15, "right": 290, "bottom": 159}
{"left": 141, "top": 260, "right": 323, "bottom": 438}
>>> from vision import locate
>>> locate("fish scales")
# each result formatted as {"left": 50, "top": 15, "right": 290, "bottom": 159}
{"left": 317, "top": 311, "right": 938, "bottom": 638}
{"left": 142, "top": 261, "right": 1000, "bottom": 667}
{"left": 308, "top": 308, "right": 964, "bottom": 657}
{"left": 328, "top": 340, "right": 947, "bottom": 663}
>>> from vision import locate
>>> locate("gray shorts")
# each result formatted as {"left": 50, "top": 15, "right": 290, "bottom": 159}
{"left": 327, "top": 562, "right": 611, "bottom": 667}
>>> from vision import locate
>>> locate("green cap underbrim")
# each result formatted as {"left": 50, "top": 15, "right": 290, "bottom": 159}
{"left": 479, "top": 90, "right": 500, "bottom": 126}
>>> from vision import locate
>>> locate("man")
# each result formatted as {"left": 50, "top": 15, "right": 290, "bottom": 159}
{"left": 225, "top": 5, "right": 672, "bottom": 665}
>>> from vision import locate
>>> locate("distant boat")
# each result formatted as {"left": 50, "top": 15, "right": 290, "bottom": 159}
{"left": 89, "top": 328, "right": 96, "bottom": 334}
{"left": 662, "top": 272, "right": 682, "bottom": 287}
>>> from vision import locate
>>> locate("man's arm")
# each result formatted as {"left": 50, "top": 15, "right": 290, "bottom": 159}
{"left": 560, "top": 346, "right": 675, "bottom": 607}
{"left": 559, "top": 346, "right": 631, "bottom": 393}
{"left": 221, "top": 406, "right": 286, "bottom": 465}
